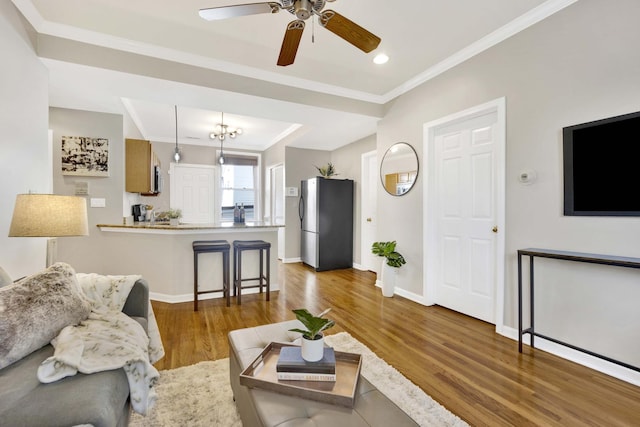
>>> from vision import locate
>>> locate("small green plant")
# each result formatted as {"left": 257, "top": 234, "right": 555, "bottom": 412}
{"left": 315, "top": 162, "right": 337, "bottom": 178}
{"left": 167, "top": 208, "right": 182, "bottom": 219}
{"left": 289, "top": 308, "right": 335, "bottom": 340}
{"left": 372, "top": 241, "right": 406, "bottom": 268}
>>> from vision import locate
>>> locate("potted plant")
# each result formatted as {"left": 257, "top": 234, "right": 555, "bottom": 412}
{"left": 372, "top": 241, "right": 406, "bottom": 297}
{"left": 315, "top": 162, "right": 337, "bottom": 178}
{"left": 289, "top": 308, "right": 335, "bottom": 362}
{"left": 167, "top": 208, "right": 182, "bottom": 226}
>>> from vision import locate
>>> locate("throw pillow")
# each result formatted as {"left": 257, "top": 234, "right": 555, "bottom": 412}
{"left": 0, "top": 266, "right": 12, "bottom": 288}
{"left": 0, "top": 262, "right": 91, "bottom": 369}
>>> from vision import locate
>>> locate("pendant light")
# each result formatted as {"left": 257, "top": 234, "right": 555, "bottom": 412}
{"left": 173, "top": 105, "right": 181, "bottom": 163}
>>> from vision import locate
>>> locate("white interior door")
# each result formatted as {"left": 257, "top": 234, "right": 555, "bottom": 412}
{"left": 424, "top": 99, "right": 505, "bottom": 325}
{"left": 170, "top": 163, "right": 215, "bottom": 224}
{"left": 271, "top": 165, "right": 285, "bottom": 224}
{"left": 267, "top": 164, "right": 285, "bottom": 259}
{"left": 361, "top": 151, "right": 378, "bottom": 272}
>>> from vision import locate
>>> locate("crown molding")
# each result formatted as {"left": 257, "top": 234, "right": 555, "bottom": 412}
{"left": 380, "top": 0, "right": 579, "bottom": 103}
{"left": 12, "top": 0, "right": 577, "bottom": 106}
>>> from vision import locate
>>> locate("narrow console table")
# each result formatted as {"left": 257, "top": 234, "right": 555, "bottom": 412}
{"left": 518, "top": 248, "right": 640, "bottom": 372}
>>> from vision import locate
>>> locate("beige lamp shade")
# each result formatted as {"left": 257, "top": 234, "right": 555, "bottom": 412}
{"left": 9, "top": 194, "right": 89, "bottom": 237}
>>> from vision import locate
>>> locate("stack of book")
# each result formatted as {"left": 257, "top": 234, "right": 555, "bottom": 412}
{"left": 276, "top": 346, "right": 337, "bottom": 381}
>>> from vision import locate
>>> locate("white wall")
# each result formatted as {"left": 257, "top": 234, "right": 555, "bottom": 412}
{"left": 0, "top": 2, "right": 50, "bottom": 278}
{"left": 51, "top": 108, "right": 124, "bottom": 274}
{"left": 377, "top": 0, "right": 640, "bottom": 376}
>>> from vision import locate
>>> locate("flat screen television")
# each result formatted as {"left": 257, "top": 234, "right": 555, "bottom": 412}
{"left": 563, "top": 111, "right": 640, "bottom": 216}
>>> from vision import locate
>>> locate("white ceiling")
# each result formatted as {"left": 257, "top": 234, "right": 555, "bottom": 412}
{"left": 12, "top": 0, "right": 572, "bottom": 151}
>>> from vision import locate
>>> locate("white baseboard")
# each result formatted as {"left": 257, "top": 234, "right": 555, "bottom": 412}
{"left": 373, "top": 281, "right": 428, "bottom": 305}
{"left": 281, "top": 257, "right": 301, "bottom": 264}
{"left": 500, "top": 326, "right": 640, "bottom": 386}
{"left": 150, "top": 283, "right": 279, "bottom": 304}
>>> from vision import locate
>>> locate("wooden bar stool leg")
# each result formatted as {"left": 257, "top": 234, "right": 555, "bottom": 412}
{"left": 233, "top": 246, "right": 238, "bottom": 297}
{"left": 237, "top": 249, "right": 242, "bottom": 305}
{"left": 266, "top": 247, "right": 270, "bottom": 301}
{"left": 259, "top": 248, "right": 264, "bottom": 294}
{"left": 193, "top": 251, "right": 199, "bottom": 311}
{"left": 224, "top": 250, "right": 230, "bottom": 307}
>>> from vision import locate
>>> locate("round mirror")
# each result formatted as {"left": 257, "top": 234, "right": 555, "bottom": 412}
{"left": 380, "top": 142, "right": 419, "bottom": 196}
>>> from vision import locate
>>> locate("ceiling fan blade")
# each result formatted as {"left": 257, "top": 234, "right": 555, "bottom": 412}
{"left": 277, "top": 20, "right": 305, "bottom": 67}
{"left": 199, "top": 2, "right": 281, "bottom": 21}
{"left": 319, "top": 10, "right": 381, "bottom": 53}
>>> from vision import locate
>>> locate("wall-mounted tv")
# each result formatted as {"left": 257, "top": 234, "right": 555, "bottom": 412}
{"left": 563, "top": 111, "right": 640, "bottom": 216}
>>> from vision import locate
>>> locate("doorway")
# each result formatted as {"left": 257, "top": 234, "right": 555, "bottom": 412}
{"left": 361, "top": 150, "right": 378, "bottom": 272}
{"left": 423, "top": 98, "right": 505, "bottom": 327}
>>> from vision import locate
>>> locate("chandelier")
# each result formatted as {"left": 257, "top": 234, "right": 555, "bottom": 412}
{"left": 209, "top": 112, "right": 243, "bottom": 141}
{"left": 209, "top": 112, "right": 242, "bottom": 165}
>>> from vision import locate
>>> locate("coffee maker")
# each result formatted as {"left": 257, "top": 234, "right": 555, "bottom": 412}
{"left": 132, "top": 204, "right": 147, "bottom": 222}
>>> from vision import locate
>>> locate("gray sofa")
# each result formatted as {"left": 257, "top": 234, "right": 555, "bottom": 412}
{"left": 0, "top": 277, "right": 149, "bottom": 427}
{"left": 229, "top": 320, "right": 418, "bottom": 427}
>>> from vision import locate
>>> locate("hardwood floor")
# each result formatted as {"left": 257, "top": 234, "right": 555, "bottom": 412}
{"left": 151, "top": 262, "right": 640, "bottom": 426}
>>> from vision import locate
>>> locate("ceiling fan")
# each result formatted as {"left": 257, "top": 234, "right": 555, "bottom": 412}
{"left": 199, "top": 0, "right": 381, "bottom": 66}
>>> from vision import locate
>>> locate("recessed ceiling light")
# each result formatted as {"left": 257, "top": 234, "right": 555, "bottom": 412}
{"left": 373, "top": 53, "right": 389, "bottom": 65}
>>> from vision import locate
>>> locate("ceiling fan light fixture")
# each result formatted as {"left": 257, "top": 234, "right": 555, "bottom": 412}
{"left": 294, "top": 0, "right": 311, "bottom": 20}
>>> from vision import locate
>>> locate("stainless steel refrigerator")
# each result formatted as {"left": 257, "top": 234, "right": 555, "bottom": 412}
{"left": 299, "top": 177, "right": 354, "bottom": 271}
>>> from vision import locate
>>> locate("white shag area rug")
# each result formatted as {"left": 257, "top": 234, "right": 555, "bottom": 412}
{"left": 130, "top": 332, "right": 468, "bottom": 427}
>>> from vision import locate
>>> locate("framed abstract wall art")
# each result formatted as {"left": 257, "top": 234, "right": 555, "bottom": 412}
{"left": 61, "top": 136, "right": 109, "bottom": 177}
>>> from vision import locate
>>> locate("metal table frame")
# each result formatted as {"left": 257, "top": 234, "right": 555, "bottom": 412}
{"left": 517, "top": 247, "right": 640, "bottom": 373}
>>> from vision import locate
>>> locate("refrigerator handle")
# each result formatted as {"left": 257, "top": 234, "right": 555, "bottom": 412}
{"left": 298, "top": 194, "right": 305, "bottom": 227}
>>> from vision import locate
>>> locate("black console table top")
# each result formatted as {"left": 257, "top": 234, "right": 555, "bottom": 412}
{"left": 518, "top": 248, "right": 640, "bottom": 269}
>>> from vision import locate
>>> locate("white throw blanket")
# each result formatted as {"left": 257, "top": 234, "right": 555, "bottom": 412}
{"left": 37, "top": 274, "right": 165, "bottom": 416}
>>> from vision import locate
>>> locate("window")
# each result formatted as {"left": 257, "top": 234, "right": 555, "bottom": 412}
{"left": 219, "top": 153, "right": 260, "bottom": 221}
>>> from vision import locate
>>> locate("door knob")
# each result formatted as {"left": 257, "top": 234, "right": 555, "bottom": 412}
{"left": 492, "top": 226, "right": 498, "bottom": 233}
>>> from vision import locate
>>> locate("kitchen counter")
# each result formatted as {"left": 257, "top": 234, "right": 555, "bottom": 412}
{"left": 97, "top": 221, "right": 283, "bottom": 234}
{"left": 96, "top": 221, "right": 283, "bottom": 303}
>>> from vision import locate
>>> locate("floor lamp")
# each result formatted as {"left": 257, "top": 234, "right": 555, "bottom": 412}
{"left": 9, "top": 194, "right": 89, "bottom": 267}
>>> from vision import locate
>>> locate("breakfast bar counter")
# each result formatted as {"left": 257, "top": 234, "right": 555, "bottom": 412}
{"left": 97, "top": 222, "right": 283, "bottom": 303}
{"left": 97, "top": 221, "right": 282, "bottom": 233}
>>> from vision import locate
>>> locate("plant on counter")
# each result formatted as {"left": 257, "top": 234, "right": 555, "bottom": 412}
{"left": 371, "top": 241, "right": 406, "bottom": 268}
{"left": 167, "top": 208, "right": 182, "bottom": 219}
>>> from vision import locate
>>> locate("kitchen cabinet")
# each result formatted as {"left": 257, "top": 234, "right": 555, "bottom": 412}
{"left": 125, "top": 138, "right": 161, "bottom": 195}
{"left": 384, "top": 170, "right": 417, "bottom": 195}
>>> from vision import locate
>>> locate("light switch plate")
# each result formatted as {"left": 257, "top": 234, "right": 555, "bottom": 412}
{"left": 286, "top": 187, "right": 298, "bottom": 197}
{"left": 90, "top": 198, "right": 106, "bottom": 208}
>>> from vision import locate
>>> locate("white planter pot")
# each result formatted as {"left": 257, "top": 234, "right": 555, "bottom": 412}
{"left": 301, "top": 335, "right": 324, "bottom": 362}
{"left": 381, "top": 263, "right": 396, "bottom": 297}
{"left": 169, "top": 218, "right": 179, "bottom": 226}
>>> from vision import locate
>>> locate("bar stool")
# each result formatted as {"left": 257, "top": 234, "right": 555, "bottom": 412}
{"left": 192, "top": 240, "right": 230, "bottom": 311}
{"left": 233, "top": 240, "right": 271, "bottom": 305}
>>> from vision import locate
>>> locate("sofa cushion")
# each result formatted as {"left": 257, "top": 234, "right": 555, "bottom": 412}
{"left": 0, "top": 262, "right": 91, "bottom": 369}
{"left": 0, "top": 344, "right": 130, "bottom": 427}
